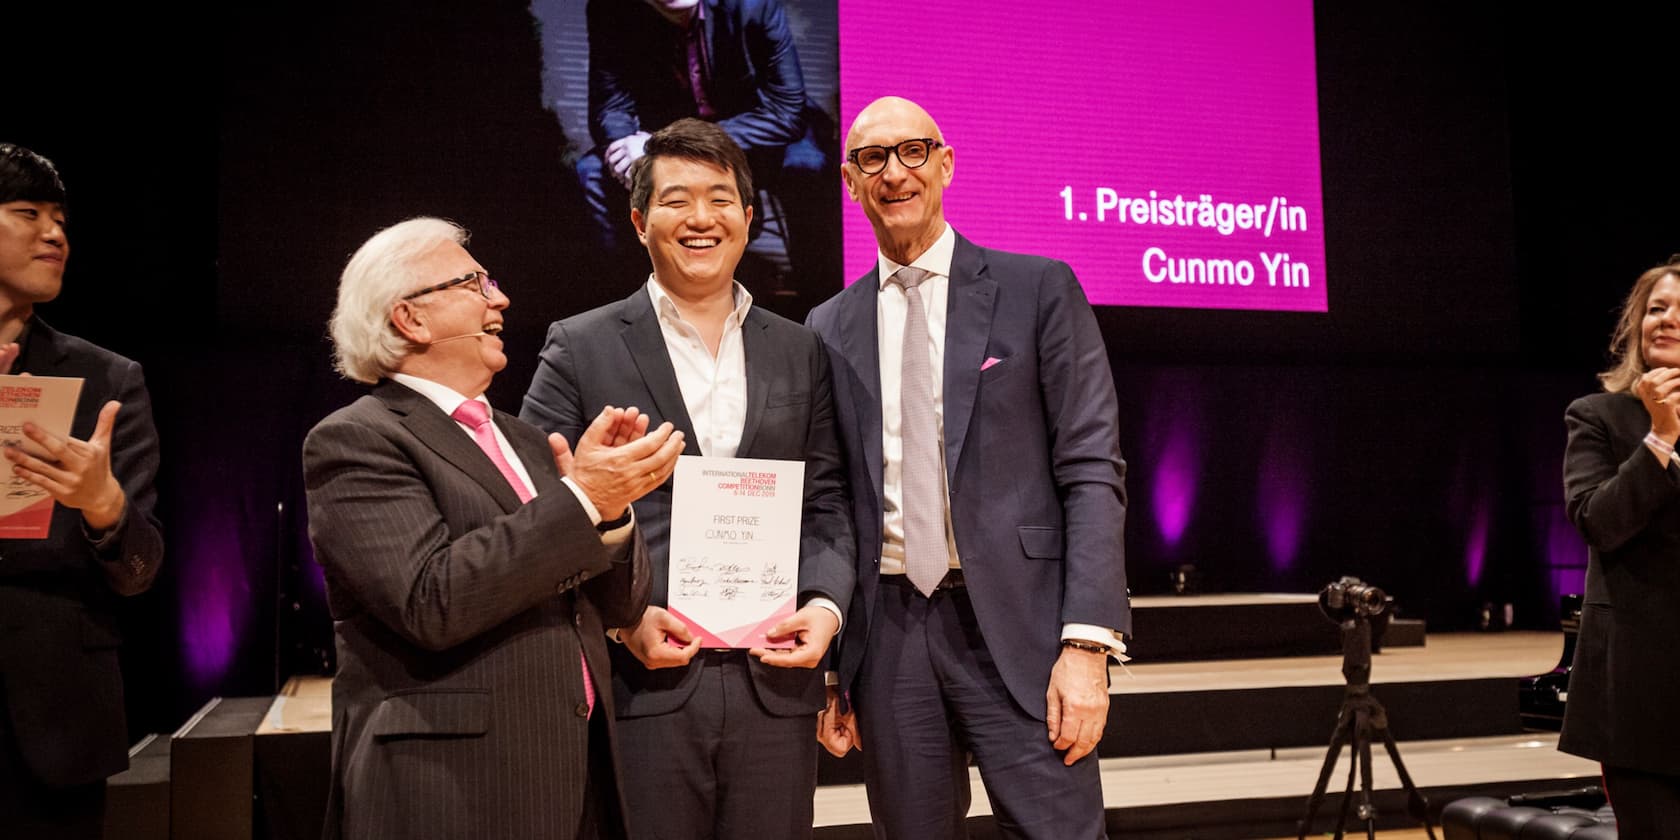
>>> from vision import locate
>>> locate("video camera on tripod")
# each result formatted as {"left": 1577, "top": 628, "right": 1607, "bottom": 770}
{"left": 1298, "top": 576, "right": 1435, "bottom": 840}
{"left": 1317, "top": 576, "right": 1389, "bottom": 622}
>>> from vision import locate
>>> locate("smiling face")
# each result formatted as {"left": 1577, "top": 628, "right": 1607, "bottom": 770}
{"left": 0, "top": 200, "right": 68, "bottom": 312}
{"left": 843, "top": 97, "right": 954, "bottom": 265}
{"left": 391, "top": 240, "right": 509, "bottom": 397}
{"left": 1642, "top": 272, "right": 1680, "bottom": 370}
{"left": 631, "top": 156, "right": 751, "bottom": 303}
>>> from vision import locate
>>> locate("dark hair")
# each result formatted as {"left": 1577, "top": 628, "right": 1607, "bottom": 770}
{"left": 1600, "top": 260, "right": 1680, "bottom": 392}
{"left": 0, "top": 144, "right": 67, "bottom": 208}
{"left": 628, "top": 118, "right": 754, "bottom": 216}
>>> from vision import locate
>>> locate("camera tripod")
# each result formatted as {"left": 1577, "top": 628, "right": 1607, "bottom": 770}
{"left": 1297, "top": 616, "right": 1437, "bottom": 840}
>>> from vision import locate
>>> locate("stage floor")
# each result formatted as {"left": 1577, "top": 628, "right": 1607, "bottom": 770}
{"left": 813, "top": 732, "right": 1597, "bottom": 828}
{"left": 815, "top": 632, "right": 1582, "bottom": 836}
{"left": 256, "top": 632, "right": 1582, "bottom": 838}
{"left": 1112, "top": 630, "right": 1566, "bottom": 693}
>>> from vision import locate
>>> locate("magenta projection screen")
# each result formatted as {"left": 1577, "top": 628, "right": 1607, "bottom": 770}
{"left": 838, "top": 1, "right": 1327, "bottom": 311}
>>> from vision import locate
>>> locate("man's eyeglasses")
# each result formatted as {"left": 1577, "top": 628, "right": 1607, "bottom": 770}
{"left": 402, "top": 271, "right": 499, "bottom": 301}
{"left": 847, "top": 139, "right": 943, "bottom": 175}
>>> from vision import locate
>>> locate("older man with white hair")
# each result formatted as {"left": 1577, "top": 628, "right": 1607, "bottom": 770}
{"left": 303, "top": 216, "right": 684, "bottom": 840}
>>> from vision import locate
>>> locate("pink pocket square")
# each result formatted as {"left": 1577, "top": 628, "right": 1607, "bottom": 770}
{"left": 981, "top": 356, "right": 1003, "bottom": 371}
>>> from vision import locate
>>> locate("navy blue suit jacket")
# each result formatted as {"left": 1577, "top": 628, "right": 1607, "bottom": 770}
{"left": 587, "top": 0, "right": 808, "bottom": 153}
{"left": 805, "top": 234, "right": 1130, "bottom": 719}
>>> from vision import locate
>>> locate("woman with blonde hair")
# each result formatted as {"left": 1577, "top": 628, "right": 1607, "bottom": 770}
{"left": 1560, "top": 255, "right": 1680, "bottom": 834}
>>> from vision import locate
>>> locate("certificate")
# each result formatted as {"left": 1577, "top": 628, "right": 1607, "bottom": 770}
{"left": 666, "top": 455, "right": 805, "bottom": 649}
{"left": 0, "top": 374, "right": 83, "bottom": 539}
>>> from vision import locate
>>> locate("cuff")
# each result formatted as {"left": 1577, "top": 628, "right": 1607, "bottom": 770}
{"left": 804, "top": 596, "right": 844, "bottom": 633}
{"left": 82, "top": 502, "right": 130, "bottom": 553}
{"left": 560, "top": 476, "right": 603, "bottom": 524}
{"left": 561, "top": 477, "right": 634, "bottom": 545}
{"left": 1061, "top": 623, "right": 1129, "bottom": 659}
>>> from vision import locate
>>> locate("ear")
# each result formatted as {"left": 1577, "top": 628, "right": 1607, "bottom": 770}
{"left": 389, "top": 299, "right": 430, "bottom": 345}
{"left": 939, "top": 145, "right": 955, "bottom": 188}
{"left": 840, "top": 166, "right": 861, "bottom": 203}
{"left": 743, "top": 202, "right": 754, "bottom": 228}
{"left": 631, "top": 207, "right": 649, "bottom": 246}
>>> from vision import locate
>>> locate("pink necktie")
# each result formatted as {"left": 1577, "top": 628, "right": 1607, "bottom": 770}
{"left": 451, "top": 399, "right": 595, "bottom": 716}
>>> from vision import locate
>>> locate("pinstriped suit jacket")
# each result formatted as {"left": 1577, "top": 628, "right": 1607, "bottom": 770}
{"left": 304, "top": 379, "right": 651, "bottom": 840}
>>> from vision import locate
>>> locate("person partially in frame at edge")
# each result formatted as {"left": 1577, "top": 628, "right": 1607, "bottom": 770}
{"left": 1560, "top": 254, "right": 1680, "bottom": 837}
{"left": 0, "top": 143, "right": 164, "bottom": 840}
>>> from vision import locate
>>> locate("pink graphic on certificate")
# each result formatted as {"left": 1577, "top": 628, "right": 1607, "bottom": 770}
{"left": 0, "top": 374, "right": 83, "bottom": 539}
{"left": 666, "top": 455, "right": 806, "bottom": 649}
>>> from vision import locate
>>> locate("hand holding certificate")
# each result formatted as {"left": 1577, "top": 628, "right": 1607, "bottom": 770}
{"left": 0, "top": 373, "right": 85, "bottom": 538}
{"left": 666, "top": 455, "right": 806, "bottom": 649}
{"left": 748, "top": 601, "right": 839, "bottom": 668}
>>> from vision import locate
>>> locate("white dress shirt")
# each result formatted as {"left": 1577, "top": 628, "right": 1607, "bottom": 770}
{"left": 875, "top": 224, "right": 959, "bottom": 576}
{"left": 391, "top": 373, "right": 631, "bottom": 543}
{"left": 647, "top": 277, "right": 751, "bottom": 459}
{"left": 645, "top": 278, "right": 842, "bottom": 628}
{"left": 872, "top": 226, "right": 1124, "bottom": 655}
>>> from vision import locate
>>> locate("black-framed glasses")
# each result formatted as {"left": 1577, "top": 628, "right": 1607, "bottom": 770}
{"left": 847, "top": 139, "right": 943, "bottom": 175}
{"left": 402, "top": 271, "right": 499, "bottom": 301}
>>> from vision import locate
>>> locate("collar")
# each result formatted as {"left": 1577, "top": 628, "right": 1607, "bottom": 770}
{"left": 876, "top": 223, "right": 956, "bottom": 290}
{"left": 390, "top": 372, "right": 486, "bottom": 421}
{"left": 646, "top": 274, "right": 753, "bottom": 329}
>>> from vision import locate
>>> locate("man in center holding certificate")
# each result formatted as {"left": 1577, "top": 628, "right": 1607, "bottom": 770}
{"left": 522, "top": 117, "right": 854, "bottom": 839}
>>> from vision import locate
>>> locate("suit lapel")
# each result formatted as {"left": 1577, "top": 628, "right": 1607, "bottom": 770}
{"left": 840, "top": 270, "right": 885, "bottom": 502}
{"left": 736, "top": 308, "right": 773, "bottom": 456}
{"left": 16, "top": 317, "right": 73, "bottom": 372}
{"left": 499, "top": 409, "right": 562, "bottom": 497}
{"left": 618, "top": 290, "right": 703, "bottom": 455}
{"left": 941, "top": 236, "right": 997, "bottom": 486}
{"left": 377, "top": 380, "right": 525, "bottom": 513}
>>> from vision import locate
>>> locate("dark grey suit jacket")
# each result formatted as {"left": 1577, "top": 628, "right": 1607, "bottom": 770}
{"left": 304, "top": 379, "right": 651, "bottom": 839}
{"left": 805, "top": 234, "right": 1130, "bottom": 720}
{"left": 1560, "top": 391, "right": 1680, "bottom": 773}
{"left": 520, "top": 287, "right": 854, "bottom": 719}
{"left": 0, "top": 318, "right": 163, "bottom": 788}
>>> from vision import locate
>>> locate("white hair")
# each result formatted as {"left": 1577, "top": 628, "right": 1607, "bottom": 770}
{"left": 329, "top": 217, "right": 468, "bottom": 383}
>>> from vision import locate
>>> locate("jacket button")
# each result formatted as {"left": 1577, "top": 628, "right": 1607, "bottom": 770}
{"left": 574, "top": 703, "right": 590, "bottom": 718}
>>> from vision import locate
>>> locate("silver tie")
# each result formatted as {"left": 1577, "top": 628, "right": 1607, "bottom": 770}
{"left": 894, "top": 266, "right": 947, "bottom": 596}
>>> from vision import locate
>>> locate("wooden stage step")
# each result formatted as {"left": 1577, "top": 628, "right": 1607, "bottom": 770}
{"left": 821, "top": 632, "right": 1566, "bottom": 783}
{"left": 1130, "top": 592, "right": 1426, "bottom": 661}
{"left": 814, "top": 733, "right": 1597, "bottom": 839}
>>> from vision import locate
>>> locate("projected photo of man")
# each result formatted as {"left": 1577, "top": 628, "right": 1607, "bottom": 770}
{"left": 535, "top": 0, "right": 841, "bottom": 311}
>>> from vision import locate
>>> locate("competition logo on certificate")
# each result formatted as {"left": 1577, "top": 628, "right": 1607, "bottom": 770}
{"left": 0, "top": 374, "right": 83, "bottom": 539}
{"left": 666, "top": 455, "right": 805, "bottom": 649}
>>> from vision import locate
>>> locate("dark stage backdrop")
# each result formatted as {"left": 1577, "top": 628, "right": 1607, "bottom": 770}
{"left": 10, "top": 2, "right": 1680, "bottom": 738}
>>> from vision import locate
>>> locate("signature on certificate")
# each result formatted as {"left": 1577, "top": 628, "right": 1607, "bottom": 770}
{"left": 678, "top": 574, "right": 709, "bottom": 598}
{"left": 6, "top": 475, "right": 43, "bottom": 499}
{"left": 759, "top": 562, "right": 791, "bottom": 588}
{"left": 677, "top": 555, "right": 714, "bottom": 573}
